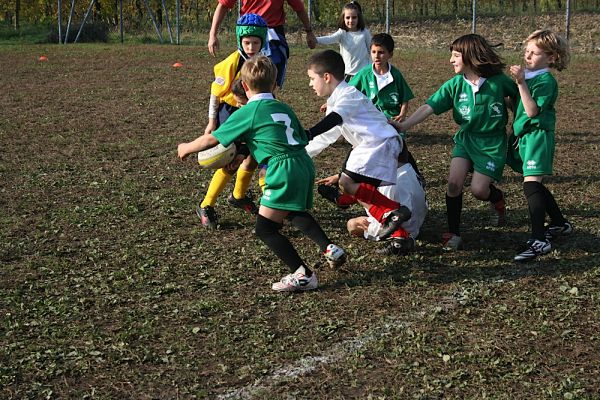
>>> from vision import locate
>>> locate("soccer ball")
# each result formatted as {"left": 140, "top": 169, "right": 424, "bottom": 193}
{"left": 197, "top": 142, "right": 237, "bottom": 169}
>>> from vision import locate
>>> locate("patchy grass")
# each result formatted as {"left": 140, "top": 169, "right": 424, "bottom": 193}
{"left": 1, "top": 20, "right": 599, "bottom": 399}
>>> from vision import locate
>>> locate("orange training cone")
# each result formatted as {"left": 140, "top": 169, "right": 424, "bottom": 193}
{"left": 38, "top": 55, "right": 48, "bottom": 62}
{"left": 172, "top": 62, "right": 183, "bottom": 68}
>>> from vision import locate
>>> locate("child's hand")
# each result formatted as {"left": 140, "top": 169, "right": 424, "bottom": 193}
{"left": 319, "top": 103, "right": 328, "bottom": 113}
{"left": 177, "top": 143, "right": 190, "bottom": 161}
{"left": 392, "top": 114, "right": 407, "bottom": 122}
{"left": 316, "top": 174, "right": 339, "bottom": 186}
{"left": 204, "top": 120, "right": 217, "bottom": 135}
{"left": 509, "top": 65, "right": 525, "bottom": 84}
{"left": 389, "top": 120, "right": 406, "bottom": 134}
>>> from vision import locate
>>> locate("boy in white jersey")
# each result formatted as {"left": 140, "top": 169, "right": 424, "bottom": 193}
{"left": 306, "top": 49, "right": 412, "bottom": 241}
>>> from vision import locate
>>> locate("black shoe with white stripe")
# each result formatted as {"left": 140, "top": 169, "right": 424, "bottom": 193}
{"left": 545, "top": 221, "right": 573, "bottom": 241}
{"left": 514, "top": 239, "right": 552, "bottom": 262}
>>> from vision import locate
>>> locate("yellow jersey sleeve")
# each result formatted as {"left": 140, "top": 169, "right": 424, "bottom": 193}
{"left": 210, "top": 51, "right": 242, "bottom": 107}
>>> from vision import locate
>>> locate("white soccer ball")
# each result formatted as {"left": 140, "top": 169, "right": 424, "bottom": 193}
{"left": 197, "top": 142, "right": 237, "bottom": 169}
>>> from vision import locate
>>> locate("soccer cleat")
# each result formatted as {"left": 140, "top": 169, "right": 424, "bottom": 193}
{"left": 227, "top": 193, "right": 258, "bottom": 215}
{"left": 378, "top": 206, "right": 412, "bottom": 240}
{"left": 317, "top": 184, "right": 349, "bottom": 209}
{"left": 196, "top": 204, "right": 218, "bottom": 229}
{"left": 442, "top": 232, "right": 463, "bottom": 251}
{"left": 514, "top": 239, "right": 552, "bottom": 262}
{"left": 323, "top": 243, "right": 347, "bottom": 267}
{"left": 545, "top": 221, "right": 573, "bottom": 241}
{"left": 272, "top": 271, "right": 318, "bottom": 292}
{"left": 491, "top": 197, "right": 507, "bottom": 227}
{"left": 376, "top": 236, "right": 415, "bottom": 256}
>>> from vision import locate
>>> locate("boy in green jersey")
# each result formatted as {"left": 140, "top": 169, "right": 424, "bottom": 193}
{"left": 349, "top": 33, "right": 414, "bottom": 122}
{"left": 391, "top": 34, "right": 518, "bottom": 251}
{"left": 178, "top": 55, "right": 346, "bottom": 292}
{"left": 508, "top": 30, "right": 572, "bottom": 262}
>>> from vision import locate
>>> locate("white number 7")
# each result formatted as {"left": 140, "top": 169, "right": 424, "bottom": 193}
{"left": 271, "top": 113, "right": 299, "bottom": 145}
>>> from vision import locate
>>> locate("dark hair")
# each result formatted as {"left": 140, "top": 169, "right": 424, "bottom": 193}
{"left": 307, "top": 50, "right": 345, "bottom": 81}
{"left": 450, "top": 34, "right": 505, "bottom": 78}
{"left": 231, "top": 79, "right": 247, "bottom": 100}
{"left": 337, "top": 1, "right": 366, "bottom": 31}
{"left": 371, "top": 33, "right": 394, "bottom": 53}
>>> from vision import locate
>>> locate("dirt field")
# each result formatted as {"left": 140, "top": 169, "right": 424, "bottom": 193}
{"left": 1, "top": 15, "right": 599, "bottom": 399}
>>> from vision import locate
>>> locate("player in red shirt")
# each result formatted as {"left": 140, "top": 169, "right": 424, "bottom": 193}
{"left": 207, "top": 0, "right": 317, "bottom": 87}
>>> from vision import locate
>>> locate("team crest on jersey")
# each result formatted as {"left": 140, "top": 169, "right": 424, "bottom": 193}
{"left": 459, "top": 105, "right": 471, "bottom": 121}
{"left": 390, "top": 93, "right": 399, "bottom": 104}
{"left": 526, "top": 160, "right": 537, "bottom": 170}
{"left": 486, "top": 160, "right": 497, "bottom": 171}
{"left": 214, "top": 76, "right": 226, "bottom": 86}
{"left": 459, "top": 92, "right": 468, "bottom": 102}
{"left": 489, "top": 102, "right": 503, "bottom": 118}
{"left": 263, "top": 189, "right": 272, "bottom": 200}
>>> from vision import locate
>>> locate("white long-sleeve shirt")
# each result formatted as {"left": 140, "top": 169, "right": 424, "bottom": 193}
{"left": 317, "top": 28, "right": 372, "bottom": 76}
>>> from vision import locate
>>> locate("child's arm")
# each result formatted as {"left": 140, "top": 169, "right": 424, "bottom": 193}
{"left": 392, "top": 102, "right": 410, "bottom": 122}
{"left": 390, "top": 104, "right": 434, "bottom": 133}
{"left": 509, "top": 65, "right": 539, "bottom": 117}
{"left": 177, "top": 134, "right": 220, "bottom": 161}
{"left": 316, "top": 29, "right": 343, "bottom": 45}
{"left": 204, "top": 94, "right": 220, "bottom": 135}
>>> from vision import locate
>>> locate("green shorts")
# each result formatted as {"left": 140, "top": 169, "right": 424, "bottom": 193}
{"left": 261, "top": 150, "right": 315, "bottom": 211}
{"left": 507, "top": 130, "right": 555, "bottom": 176}
{"left": 452, "top": 130, "right": 507, "bottom": 182}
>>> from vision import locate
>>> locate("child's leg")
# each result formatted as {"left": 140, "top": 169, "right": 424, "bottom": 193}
{"left": 339, "top": 173, "right": 411, "bottom": 240}
{"left": 258, "top": 165, "right": 267, "bottom": 193}
{"left": 201, "top": 168, "right": 233, "bottom": 208}
{"left": 339, "top": 174, "right": 399, "bottom": 220}
{"left": 255, "top": 207, "right": 323, "bottom": 292}
{"left": 287, "top": 211, "right": 330, "bottom": 252}
{"left": 255, "top": 214, "right": 309, "bottom": 273}
{"left": 523, "top": 177, "right": 547, "bottom": 241}
{"left": 540, "top": 183, "right": 568, "bottom": 226}
{"left": 470, "top": 172, "right": 506, "bottom": 226}
{"left": 232, "top": 156, "right": 258, "bottom": 200}
{"left": 445, "top": 157, "right": 470, "bottom": 236}
{"left": 288, "top": 211, "right": 346, "bottom": 267}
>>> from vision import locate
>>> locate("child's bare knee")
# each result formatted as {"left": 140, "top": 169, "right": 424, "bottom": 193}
{"left": 447, "top": 182, "right": 462, "bottom": 196}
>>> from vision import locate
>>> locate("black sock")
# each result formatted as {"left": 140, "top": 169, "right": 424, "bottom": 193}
{"left": 446, "top": 193, "right": 463, "bottom": 236}
{"left": 540, "top": 184, "right": 566, "bottom": 226}
{"left": 287, "top": 211, "right": 330, "bottom": 252}
{"left": 254, "top": 215, "right": 309, "bottom": 274}
{"left": 487, "top": 184, "right": 503, "bottom": 204}
{"left": 523, "top": 181, "right": 546, "bottom": 241}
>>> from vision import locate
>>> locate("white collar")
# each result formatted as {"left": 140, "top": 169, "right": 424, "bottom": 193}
{"left": 525, "top": 68, "right": 550, "bottom": 80}
{"left": 248, "top": 93, "right": 275, "bottom": 103}
{"left": 462, "top": 74, "right": 486, "bottom": 94}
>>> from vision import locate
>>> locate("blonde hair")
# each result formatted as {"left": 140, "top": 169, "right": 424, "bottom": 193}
{"left": 240, "top": 55, "right": 277, "bottom": 93}
{"left": 525, "top": 30, "right": 570, "bottom": 71}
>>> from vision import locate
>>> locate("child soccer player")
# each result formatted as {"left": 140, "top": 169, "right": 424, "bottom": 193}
{"left": 508, "top": 30, "right": 572, "bottom": 262}
{"left": 197, "top": 14, "right": 267, "bottom": 229}
{"left": 349, "top": 33, "right": 414, "bottom": 122}
{"left": 321, "top": 161, "right": 427, "bottom": 255}
{"left": 178, "top": 55, "right": 346, "bottom": 292}
{"left": 315, "top": 1, "right": 371, "bottom": 81}
{"left": 392, "top": 34, "right": 518, "bottom": 250}
{"left": 312, "top": 33, "right": 422, "bottom": 210}
{"left": 306, "top": 49, "right": 412, "bottom": 241}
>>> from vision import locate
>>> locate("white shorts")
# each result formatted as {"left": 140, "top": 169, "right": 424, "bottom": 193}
{"left": 346, "top": 136, "right": 401, "bottom": 186}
